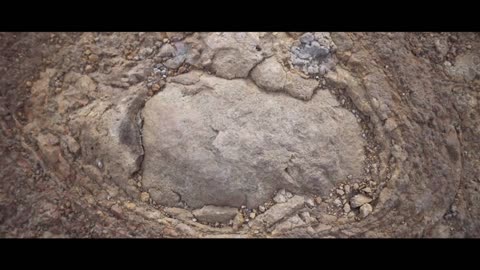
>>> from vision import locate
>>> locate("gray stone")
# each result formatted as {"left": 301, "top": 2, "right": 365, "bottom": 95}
{"left": 142, "top": 73, "right": 365, "bottom": 208}
{"left": 158, "top": 43, "right": 176, "bottom": 58}
{"left": 251, "top": 57, "right": 286, "bottom": 92}
{"left": 273, "top": 192, "right": 288, "bottom": 204}
{"left": 192, "top": 205, "right": 238, "bottom": 223}
{"left": 200, "top": 32, "right": 264, "bottom": 79}
{"left": 300, "top": 33, "right": 315, "bottom": 44}
{"left": 359, "top": 203, "right": 373, "bottom": 218}
{"left": 250, "top": 195, "right": 305, "bottom": 229}
{"left": 284, "top": 73, "right": 318, "bottom": 100}
{"left": 164, "top": 207, "right": 194, "bottom": 220}
{"left": 350, "top": 194, "right": 373, "bottom": 208}
{"left": 299, "top": 211, "right": 313, "bottom": 223}
{"left": 344, "top": 184, "right": 351, "bottom": 194}
{"left": 343, "top": 203, "right": 351, "bottom": 213}
{"left": 305, "top": 198, "right": 315, "bottom": 208}
{"left": 334, "top": 198, "right": 342, "bottom": 207}
{"left": 164, "top": 55, "right": 186, "bottom": 69}
{"left": 271, "top": 215, "right": 306, "bottom": 235}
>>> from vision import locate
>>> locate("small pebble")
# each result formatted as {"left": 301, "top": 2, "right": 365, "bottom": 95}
{"left": 333, "top": 198, "right": 342, "bottom": 207}
{"left": 362, "top": 187, "right": 372, "bottom": 193}
{"left": 140, "top": 192, "right": 150, "bottom": 202}
{"left": 305, "top": 198, "right": 315, "bottom": 208}
{"left": 152, "top": 83, "right": 161, "bottom": 92}
{"left": 85, "top": 65, "right": 93, "bottom": 73}
{"left": 344, "top": 185, "right": 351, "bottom": 194}
{"left": 350, "top": 194, "right": 373, "bottom": 208}
{"left": 359, "top": 203, "right": 373, "bottom": 218}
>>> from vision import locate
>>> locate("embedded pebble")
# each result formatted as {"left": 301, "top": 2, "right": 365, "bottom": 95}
{"left": 359, "top": 203, "right": 373, "bottom": 218}
{"left": 350, "top": 194, "right": 373, "bottom": 208}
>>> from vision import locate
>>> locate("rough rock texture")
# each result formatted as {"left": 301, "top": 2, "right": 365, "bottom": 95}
{"left": 1, "top": 32, "right": 480, "bottom": 238}
{"left": 68, "top": 85, "right": 146, "bottom": 194}
{"left": 142, "top": 73, "right": 365, "bottom": 208}
{"left": 199, "top": 32, "right": 265, "bottom": 79}
{"left": 251, "top": 56, "right": 319, "bottom": 100}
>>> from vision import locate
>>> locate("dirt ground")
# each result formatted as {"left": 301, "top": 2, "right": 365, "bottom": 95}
{"left": 1, "top": 32, "right": 479, "bottom": 238}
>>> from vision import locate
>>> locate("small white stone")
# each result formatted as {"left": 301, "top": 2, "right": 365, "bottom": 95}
{"left": 305, "top": 198, "right": 315, "bottom": 208}
{"left": 344, "top": 185, "right": 351, "bottom": 194}
{"left": 333, "top": 198, "right": 342, "bottom": 207}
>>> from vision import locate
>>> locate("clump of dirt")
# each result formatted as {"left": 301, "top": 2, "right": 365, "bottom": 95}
{"left": 1, "top": 32, "right": 479, "bottom": 238}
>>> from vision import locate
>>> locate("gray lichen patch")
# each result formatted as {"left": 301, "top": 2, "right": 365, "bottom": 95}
{"left": 290, "top": 32, "right": 337, "bottom": 76}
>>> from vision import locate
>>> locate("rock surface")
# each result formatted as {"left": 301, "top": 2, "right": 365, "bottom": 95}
{"left": 142, "top": 72, "right": 365, "bottom": 208}
{"left": 2, "top": 32, "right": 478, "bottom": 238}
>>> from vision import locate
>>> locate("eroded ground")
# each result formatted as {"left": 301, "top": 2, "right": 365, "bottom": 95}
{"left": 1, "top": 32, "right": 479, "bottom": 238}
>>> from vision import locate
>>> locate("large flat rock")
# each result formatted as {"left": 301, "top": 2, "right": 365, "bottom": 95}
{"left": 142, "top": 72, "right": 365, "bottom": 208}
